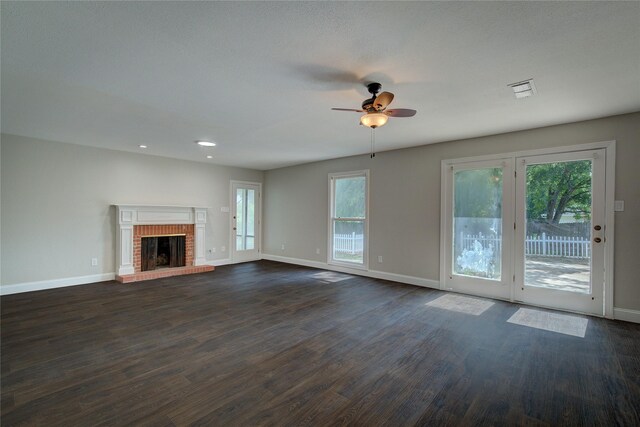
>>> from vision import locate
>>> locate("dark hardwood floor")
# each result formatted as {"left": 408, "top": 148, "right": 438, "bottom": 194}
{"left": 1, "top": 260, "right": 639, "bottom": 426}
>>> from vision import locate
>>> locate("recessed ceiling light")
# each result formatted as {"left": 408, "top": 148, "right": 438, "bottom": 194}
{"left": 196, "top": 140, "right": 216, "bottom": 147}
{"left": 206, "top": 155, "right": 213, "bottom": 159}
{"left": 139, "top": 145, "right": 148, "bottom": 149}
{"left": 508, "top": 79, "right": 536, "bottom": 99}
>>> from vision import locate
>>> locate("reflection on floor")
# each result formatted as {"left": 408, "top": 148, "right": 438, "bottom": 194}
{"left": 311, "top": 271, "right": 354, "bottom": 283}
{"left": 507, "top": 307, "right": 588, "bottom": 338}
{"left": 426, "top": 293, "right": 494, "bottom": 316}
{"left": 525, "top": 256, "right": 590, "bottom": 293}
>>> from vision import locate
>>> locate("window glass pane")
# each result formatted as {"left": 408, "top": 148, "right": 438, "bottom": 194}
{"left": 453, "top": 168, "right": 502, "bottom": 280}
{"left": 335, "top": 176, "right": 365, "bottom": 218}
{"left": 333, "top": 220, "right": 364, "bottom": 264}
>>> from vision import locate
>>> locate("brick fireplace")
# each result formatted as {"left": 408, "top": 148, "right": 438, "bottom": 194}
{"left": 135, "top": 224, "right": 192, "bottom": 272}
{"left": 115, "top": 205, "right": 214, "bottom": 283}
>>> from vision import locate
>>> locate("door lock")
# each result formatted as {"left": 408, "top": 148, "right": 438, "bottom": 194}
{"left": 594, "top": 237, "right": 602, "bottom": 243}
{"left": 594, "top": 225, "right": 601, "bottom": 231}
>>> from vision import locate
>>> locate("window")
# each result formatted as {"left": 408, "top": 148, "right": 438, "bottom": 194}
{"left": 329, "top": 170, "right": 369, "bottom": 268}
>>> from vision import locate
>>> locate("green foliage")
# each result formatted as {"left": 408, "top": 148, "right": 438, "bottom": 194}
{"left": 454, "top": 168, "right": 502, "bottom": 218}
{"left": 334, "top": 176, "right": 365, "bottom": 218}
{"left": 526, "top": 161, "right": 591, "bottom": 224}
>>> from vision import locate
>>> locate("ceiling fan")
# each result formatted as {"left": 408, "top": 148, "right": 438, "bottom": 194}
{"left": 332, "top": 82, "right": 417, "bottom": 129}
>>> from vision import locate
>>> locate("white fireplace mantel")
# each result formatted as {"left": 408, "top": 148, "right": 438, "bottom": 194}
{"left": 114, "top": 205, "right": 208, "bottom": 276}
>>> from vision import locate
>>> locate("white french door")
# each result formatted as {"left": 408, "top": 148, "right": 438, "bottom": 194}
{"left": 442, "top": 159, "right": 514, "bottom": 300}
{"left": 442, "top": 146, "right": 610, "bottom": 316}
{"left": 231, "top": 181, "right": 261, "bottom": 263}
{"left": 514, "top": 150, "right": 606, "bottom": 315}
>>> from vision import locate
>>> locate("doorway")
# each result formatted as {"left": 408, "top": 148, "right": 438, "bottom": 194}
{"left": 231, "top": 181, "right": 261, "bottom": 263}
{"left": 514, "top": 149, "right": 605, "bottom": 314}
{"left": 441, "top": 143, "right": 613, "bottom": 316}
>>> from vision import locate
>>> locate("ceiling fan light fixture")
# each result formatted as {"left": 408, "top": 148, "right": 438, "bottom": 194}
{"left": 360, "top": 112, "right": 388, "bottom": 129}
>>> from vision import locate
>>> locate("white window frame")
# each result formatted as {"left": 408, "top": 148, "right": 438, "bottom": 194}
{"left": 328, "top": 170, "right": 369, "bottom": 270}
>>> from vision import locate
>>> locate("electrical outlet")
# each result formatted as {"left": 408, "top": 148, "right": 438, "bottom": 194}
{"left": 211, "top": 247, "right": 216, "bottom": 253}
{"left": 91, "top": 258, "right": 98, "bottom": 266}
{"left": 221, "top": 246, "right": 226, "bottom": 252}
{"left": 281, "top": 244, "right": 285, "bottom": 250}
{"left": 378, "top": 256, "right": 383, "bottom": 263}
{"left": 316, "top": 248, "right": 320, "bottom": 255}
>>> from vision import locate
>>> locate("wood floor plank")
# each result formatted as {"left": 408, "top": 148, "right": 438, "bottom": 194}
{"left": 2, "top": 260, "right": 639, "bottom": 426}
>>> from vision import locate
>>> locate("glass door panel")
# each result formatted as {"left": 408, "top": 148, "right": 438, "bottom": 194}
{"left": 235, "top": 188, "right": 255, "bottom": 251}
{"left": 232, "top": 182, "right": 260, "bottom": 262}
{"left": 453, "top": 168, "right": 503, "bottom": 280}
{"left": 524, "top": 160, "right": 592, "bottom": 294}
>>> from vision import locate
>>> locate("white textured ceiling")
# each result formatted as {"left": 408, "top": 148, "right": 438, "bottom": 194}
{"left": 2, "top": 1, "right": 639, "bottom": 170}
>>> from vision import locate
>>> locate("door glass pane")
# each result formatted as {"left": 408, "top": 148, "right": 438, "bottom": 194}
{"left": 333, "top": 220, "right": 364, "bottom": 264}
{"left": 334, "top": 177, "right": 365, "bottom": 218}
{"left": 236, "top": 189, "right": 245, "bottom": 251}
{"left": 453, "top": 168, "right": 503, "bottom": 280}
{"left": 246, "top": 189, "right": 255, "bottom": 250}
{"left": 524, "top": 160, "right": 592, "bottom": 293}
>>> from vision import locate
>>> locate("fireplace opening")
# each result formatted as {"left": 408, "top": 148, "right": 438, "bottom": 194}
{"left": 141, "top": 235, "right": 186, "bottom": 272}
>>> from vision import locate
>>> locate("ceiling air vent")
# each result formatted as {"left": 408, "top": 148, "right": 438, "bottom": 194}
{"left": 508, "top": 79, "right": 536, "bottom": 99}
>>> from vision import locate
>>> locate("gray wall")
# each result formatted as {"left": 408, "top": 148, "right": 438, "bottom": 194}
{"left": 263, "top": 112, "right": 640, "bottom": 310}
{"left": 1, "top": 134, "right": 263, "bottom": 286}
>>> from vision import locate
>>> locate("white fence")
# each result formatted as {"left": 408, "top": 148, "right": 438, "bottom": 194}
{"left": 462, "top": 232, "right": 591, "bottom": 259}
{"left": 334, "top": 232, "right": 364, "bottom": 254}
{"left": 335, "top": 232, "right": 591, "bottom": 258}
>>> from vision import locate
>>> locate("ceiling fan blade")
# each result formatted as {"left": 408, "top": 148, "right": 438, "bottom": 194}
{"left": 385, "top": 108, "right": 417, "bottom": 117}
{"left": 373, "top": 92, "right": 394, "bottom": 110}
{"left": 331, "top": 108, "right": 364, "bottom": 112}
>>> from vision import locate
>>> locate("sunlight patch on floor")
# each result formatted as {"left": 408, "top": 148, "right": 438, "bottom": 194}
{"left": 507, "top": 307, "right": 588, "bottom": 338}
{"left": 312, "top": 271, "right": 353, "bottom": 283}
{"left": 426, "top": 294, "right": 494, "bottom": 316}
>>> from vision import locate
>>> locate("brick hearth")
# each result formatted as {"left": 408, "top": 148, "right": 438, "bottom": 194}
{"left": 116, "top": 265, "right": 214, "bottom": 283}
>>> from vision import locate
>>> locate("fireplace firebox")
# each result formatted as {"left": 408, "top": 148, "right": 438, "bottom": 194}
{"left": 141, "top": 235, "right": 186, "bottom": 271}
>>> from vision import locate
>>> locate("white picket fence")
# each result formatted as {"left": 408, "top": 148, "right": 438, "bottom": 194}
{"left": 334, "top": 232, "right": 364, "bottom": 254}
{"left": 335, "top": 232, "right": 591, "bottom": 258}
{"left": 462, "top": 232, "right": 590, "bottom": 259}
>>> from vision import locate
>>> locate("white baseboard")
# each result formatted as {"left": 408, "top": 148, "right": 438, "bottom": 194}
{"left": 205, "top": 258, "right": 232, "bottom": 267}
{"left": 261, "top": 253, "right": 439, "bottom": 290}
{"left": 613, "top": 307, "right": 640, "bottom": 324}
{"left": 1, "top": 273, "right": 116, "bottom": 296}
{"left": 262, "top": 254, "right": 327, "bottom": 270}
{"left": 368, "top": 269, "right": 440, "bottom": 289}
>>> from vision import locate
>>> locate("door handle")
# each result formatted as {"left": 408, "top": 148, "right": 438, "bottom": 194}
{"left": 594, "top": 237, "right": 602, "bottom": 243}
